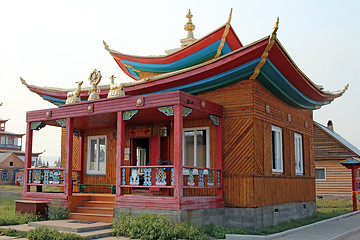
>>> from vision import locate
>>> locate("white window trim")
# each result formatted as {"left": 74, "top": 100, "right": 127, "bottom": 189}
{"left": 294, "top": 132, "right": 304, "bottom": 175}
{"left": 315, "top": 167, "right": 326, "bottom": 181}
{"left": 272, "top": 125, "right": 283, "bottom": 173}
{"left": 182, "top": 127, "right": 210, "bottom": 173}
{"left": 86, "top": 135, "right": 107, "bottom": 175}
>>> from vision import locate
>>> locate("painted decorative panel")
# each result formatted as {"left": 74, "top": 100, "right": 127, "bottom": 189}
{"left": 123, "top": 110, "right": 139, "bottom": 120}
{"left": 143, "top": 168, "right": 152, "bottom": 186}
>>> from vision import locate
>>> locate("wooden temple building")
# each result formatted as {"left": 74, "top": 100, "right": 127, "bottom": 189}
{"left": 20, "top": 10, "right": 347, "bottom": 228}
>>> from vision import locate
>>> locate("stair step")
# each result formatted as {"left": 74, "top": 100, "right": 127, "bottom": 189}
{"left": 29, "top": 219, "right": 112, "bottom": 232}
{"left": 83, "top": 201, "right": 115, "bottom": 208}
{"left": 69, "top": 213, "right": 114, "bottom": 223}
{"left": 75, "top": 206, "right": 114, "bottom": 215}
{"left": 78, "top": 228, "right": 112, "bottom": 239}
{"left": 87, "top": 195, "right": 115, "bottom": 202}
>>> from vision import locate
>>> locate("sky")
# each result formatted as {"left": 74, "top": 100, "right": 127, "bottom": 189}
{"left": 0, "top": 0, "right": 359, "bottom": 163}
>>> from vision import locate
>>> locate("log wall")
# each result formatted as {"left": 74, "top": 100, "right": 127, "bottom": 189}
{"left": 198, "top": 79, "right": 315, "bottom": 207}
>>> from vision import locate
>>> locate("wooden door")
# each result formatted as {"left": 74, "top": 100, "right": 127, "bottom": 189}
{"left": 149, "top": 135, "right": 161, "bottom": 165}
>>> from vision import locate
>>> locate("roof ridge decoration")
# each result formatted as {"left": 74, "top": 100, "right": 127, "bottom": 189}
{"left": 214, "top": 8, "right": 233, "bottom": 59}
{"left": 180, "top": 9, "right": 197, "bottom": 48}
{"left": 249, "top": 17, "right": 279, "bottom": 81}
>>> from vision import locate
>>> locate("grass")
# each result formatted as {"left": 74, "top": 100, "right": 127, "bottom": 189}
{"left": 0, "top": 185, "right": 61, "bottom": 192}
{"left": 0, "top": 185, "right": 356, "bottom": 238}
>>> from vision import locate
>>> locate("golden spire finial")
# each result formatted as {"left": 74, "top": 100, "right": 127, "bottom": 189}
{"left": 184, "top": 9, "right": 195, "bottom": 38}
{"left": 227, "top": 8, "right": 233, "bottom": 25}
{"left": 103, "top": 40, "right": 110, "bottom": 51}
{"left": 180, "top": 9, "right": 197, "bottom": 47}
{"left": 272, "top": 17, "right": 279, "bottom": 36}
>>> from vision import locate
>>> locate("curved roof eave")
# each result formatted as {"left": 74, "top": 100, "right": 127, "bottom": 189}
{"left": 270, "top": 38, "right": 348, "bottom": 100}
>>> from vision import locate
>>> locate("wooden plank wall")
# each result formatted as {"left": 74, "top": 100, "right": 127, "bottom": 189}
{"left": 198, "top": 79, "right": 315, "bottom": 207}
{"left": 315, "top": 160, "right": 352, "bottom": 196}
{"left": 313, "top": 124, "right": 355, "bottom": 160}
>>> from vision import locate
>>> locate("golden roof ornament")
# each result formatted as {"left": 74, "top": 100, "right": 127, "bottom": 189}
{"left": 103, "top": 40, "right": 110, "bottom": 52}
{"left": 88, "top": 69, "right": 102, "bottom": 101}
{"left": 214, "top": 8, "right": 233, "bottom": 59}
{"left": 107, "top": 75, "right": 125, "bottom": 98}
{"left": 249, "top": 17, "right": 279, "bottom": 81}
{"left": 180, "top": 9, "right": 197, "bottom": 47}
{"left": 65, "top": 81, "right": 83, "bottom": 104}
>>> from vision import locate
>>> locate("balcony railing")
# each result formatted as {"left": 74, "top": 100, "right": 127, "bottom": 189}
{"left": 120, "top": 165, "right": 221, "bottom": 190}
{"left": 27, "top": 168, "right": 65, "bottom": 186}
{"left": 183, "top": 166, "right": 221, "bottom": 188}
{"left": 0, "top": 144, "right": 21, "bottom": 150}
{"left": 120, "top": 165, "right": 175, "bottom": 189}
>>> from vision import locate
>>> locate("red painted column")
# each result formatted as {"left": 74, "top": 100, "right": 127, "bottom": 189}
{"left": 23, "top": 122, "right": 33, "bottom": 193}
{"left": 64, "top": 118, "right": 74, "bottom": 197}
{"left": 174, "top": 105, "right": 183, "bottom": 202}
{"left": 216, "top": 116, "right": 223, "bottom": 197}
{"left": 116, "top": 111, "right": 125, "bottom": 197}
{"left": 352, "top": 167, "right": 357, "bottom": 211}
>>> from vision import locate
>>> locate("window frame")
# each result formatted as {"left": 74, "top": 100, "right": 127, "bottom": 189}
{"left": 294, "top": 132, "right": 304, "bottom": 175}
{"left": 86, "top": 135, "right": 107, "bottom": 175}
{"left": 315, "top": 167, "right": 326, "bottom": 181}
{"left": 272, "top": 125, "right": 283, "bottom": 173}
{"left": 1, "top": 169, "right": 9, "bottom": 180}
{"left": 182, "top": 127, "right": 210, "bottom": 170}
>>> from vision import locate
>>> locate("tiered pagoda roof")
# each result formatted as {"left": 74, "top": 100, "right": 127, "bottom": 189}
{"left": 20, "top": 10, "right": 347, "bottom": 109}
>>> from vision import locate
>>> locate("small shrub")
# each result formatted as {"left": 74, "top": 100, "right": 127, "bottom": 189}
{"left": 0, "top": 212, "right": 42, "bottom": 226}
{"left": 113, "top": 213, "right": 176, "bottom": 240}
{"left": 174, "top": 222, "right": 208, "bottom": 240}
{"left": 47, "top": 201, "right": 68, "bottom": 220}
{"left": 112, "top": 213, "right": 209, "bottom": 240}
{"left": 0, "top": 228, "right": 27, "bottom": 238}
{"left": 199, "top": 223, "right": 229, "bottom": 239}
{"left": 27, "top": 226, "right": 86, "bottom": 240}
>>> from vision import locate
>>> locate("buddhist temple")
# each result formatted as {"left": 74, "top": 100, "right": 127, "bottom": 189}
{"left": 19, "top": 10, "right": 347, "bottom": 228}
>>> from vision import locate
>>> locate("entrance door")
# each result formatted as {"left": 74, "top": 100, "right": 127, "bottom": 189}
{"left": 149, "top": 135, "right": 161, "bottom": 165}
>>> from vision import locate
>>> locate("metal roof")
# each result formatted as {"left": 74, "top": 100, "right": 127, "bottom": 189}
{"left": 315, "top": 121, "right": 360, "bottom": 156}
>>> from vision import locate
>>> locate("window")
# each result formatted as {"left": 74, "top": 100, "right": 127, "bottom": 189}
{"left": 272, "top": 126, "right": 283, "bottom": 173}
{"left": 87, "top": 136, "right": 107, "bottom": 175}
{"left": 7, "top": 136, "right": 14, "bottom": 145}
{"left": 315, "top": 168, "right": 326, "bottom": 180}
{"left": 183, "top": 127, "right": 210, "bottom": 168}
{"left": 1, "top": 169, "right": 9, "bottom": 180}
{"left": 9, "top": 162, "right": 13, "bottom": 167}
{"left": 294, "top": 133, "right": 304, "bottom": 175}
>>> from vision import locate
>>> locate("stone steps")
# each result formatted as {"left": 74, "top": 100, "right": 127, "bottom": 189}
{"left": 0, "top": 220, "right": 118, "bottom": 239}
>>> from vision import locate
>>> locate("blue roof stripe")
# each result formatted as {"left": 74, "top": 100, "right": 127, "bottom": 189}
{"left": 122, "top": 40, "right": 232, "bottom": 73}
{"left": 146, "top": 58, "right": 329, "bottom": 109}
{"left": 149, "top": 58, "right": 260, "bottom": 95}
{"left": 126, "top": 66, "right": 140, "bottom": 80}
{"left": 258, "top": 59, "right": 329, "bottom": 109}
{"left": 42, "top": 95, "right": 65, "bottom": 105}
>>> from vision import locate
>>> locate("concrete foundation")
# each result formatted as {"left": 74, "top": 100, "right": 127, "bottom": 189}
{"left": 114, "top": 201, "right": 316, "bottom": 229}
